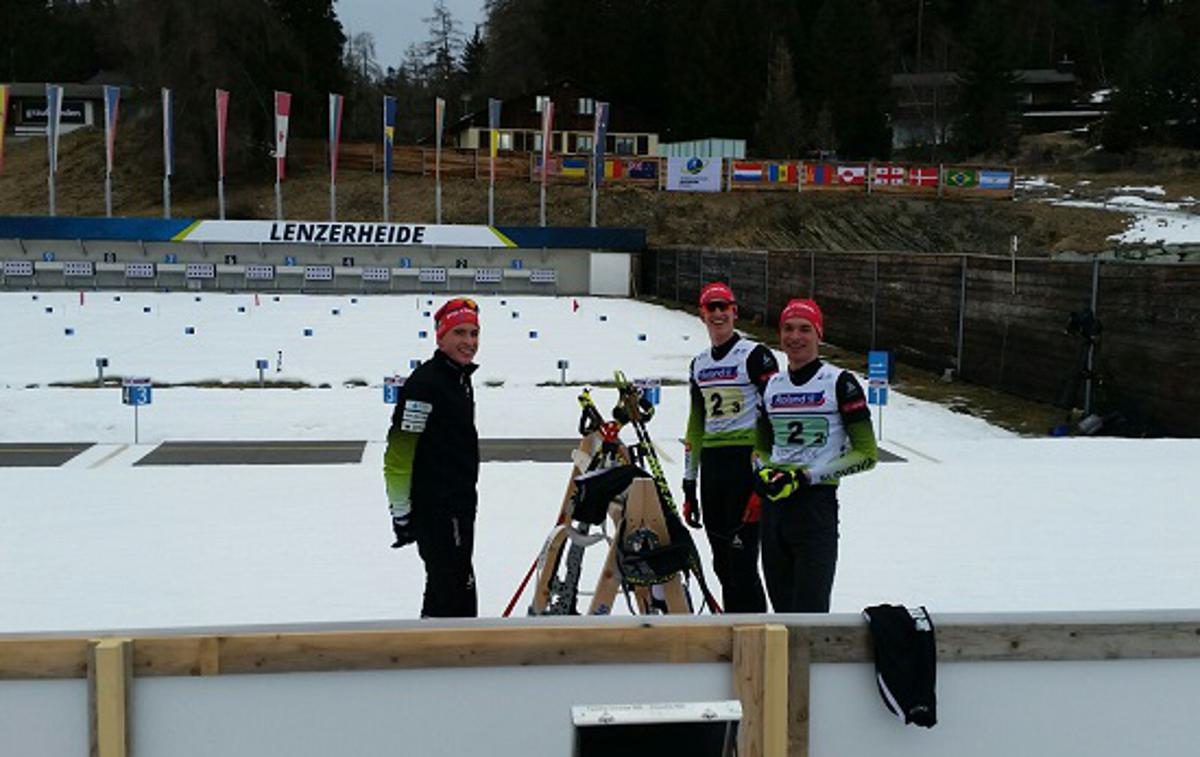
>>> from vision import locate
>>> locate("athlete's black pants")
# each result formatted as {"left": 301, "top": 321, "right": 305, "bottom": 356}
{"left": 414, "top": 507, "right": 477, "bottom": 618}
{"left": 761, "top": 484, "right": 839, "bottom": 613}
{"left": 699, "top": 446, "right": 767, "bottom": 613}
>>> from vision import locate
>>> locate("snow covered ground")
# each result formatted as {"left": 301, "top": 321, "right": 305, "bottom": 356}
{"left": 2, "top": 291, "right": 1198, "bottom": 634}
{"left": 1018, "top": 176, "right": 1200, "bottom": 246}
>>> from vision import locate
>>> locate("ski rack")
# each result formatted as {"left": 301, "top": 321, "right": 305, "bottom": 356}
{"left": 511, "top": 380, "right": 721, "bottom": 617}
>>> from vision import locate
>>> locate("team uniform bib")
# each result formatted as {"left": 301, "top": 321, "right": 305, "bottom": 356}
{"left": 761, "top": 365, "right": 849, "bottom": 470}
{"left": 692, "top": 340, "right": 762, "bottom": 446}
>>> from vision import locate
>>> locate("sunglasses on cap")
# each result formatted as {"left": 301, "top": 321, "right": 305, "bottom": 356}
{"left": 703, "top": 301, "right": 733, "bottom": 313}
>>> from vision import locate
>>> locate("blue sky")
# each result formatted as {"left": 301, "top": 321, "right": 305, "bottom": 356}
{"left": 335, "top": 0, "right": 485, "bottom": 73}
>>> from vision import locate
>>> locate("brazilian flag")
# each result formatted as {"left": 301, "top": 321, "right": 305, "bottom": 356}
{"left": 946, "top": 169, "right": 978, "bottom": 187}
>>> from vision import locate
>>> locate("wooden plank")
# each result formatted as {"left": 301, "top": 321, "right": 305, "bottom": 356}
{"left": 132, "top": 624, "right": 735, "bottom": 676}
{"left": 0, "top": 638, "right": 89, "bottom": 679}
{"left": 733, "top": 624, "right": 789, "bottom": 757}
{"left": 787, "top": 627, "right": 811, "bottom": 757}
{"left": 88, "top": 639, "right": 131, "bottom": 757}
{"left": 808, "top": 620, "right": 1200, "bottom": 663}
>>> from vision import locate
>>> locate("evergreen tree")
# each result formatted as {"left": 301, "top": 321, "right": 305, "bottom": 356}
{"left": 753, "top": 40, "right": 803, "bottom": 157}
{"left": 952, "top": 5, "right": 1021, "bottom": 158}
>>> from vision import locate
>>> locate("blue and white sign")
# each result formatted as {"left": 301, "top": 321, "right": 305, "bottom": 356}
{"left": 398, "top": 257, "right": 412, "bottom": 269}
{"left": 122, "top": 377, "right": 152, "bottom": 406}
{"left": 284, "top": 255, "right": 298, "bottom": 267}
{"left": 868, "top": 351, "right": 889, "bottom": 407}
{"left": 635, "top": 378, "right": 662, "bottom": 405}
{"left": 383, "top": 375, "right": 405, "bottom": 404}
{"left": 255, "top": 359, "right": 269, "bottom": 370}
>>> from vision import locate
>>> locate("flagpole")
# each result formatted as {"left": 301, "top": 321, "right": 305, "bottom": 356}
{"left": 275, "top": 180, "right": 283, "bottom": 220}
{"left": 435, "top": 97, "right": 445, "bottom": 225}
{"left": 105, "top": 173, "right": 112, "bottom": 218}
{"left": 589, "top": 168, "right": 597, "bottom": 228}
{"left": 164, "top": 176, "right": 171, "bottom": 219}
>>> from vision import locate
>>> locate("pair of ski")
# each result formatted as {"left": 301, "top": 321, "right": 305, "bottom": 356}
{"left": 503, "top": 372, "right": 720, "bottom": 617}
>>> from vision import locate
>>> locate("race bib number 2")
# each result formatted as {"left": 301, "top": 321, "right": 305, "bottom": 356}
{"left": 706, "top": 387, "right": 745, "bottom": 418}
{"left": 772, "top": 416, "right": 829, "bottom": 448}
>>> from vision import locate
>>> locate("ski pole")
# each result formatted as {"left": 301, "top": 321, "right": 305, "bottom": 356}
{"left": 502, "top": 559, "right": 540, "bottom": 617}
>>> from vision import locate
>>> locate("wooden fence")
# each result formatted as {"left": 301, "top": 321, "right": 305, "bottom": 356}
{"left": 3, "top": 613, "right": 1198, "bottom": 757}
{"left": 640, "top": 248, "right": 1200, "bottom": 436}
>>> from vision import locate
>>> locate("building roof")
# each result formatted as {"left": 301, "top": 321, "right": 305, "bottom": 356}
{"left": 891, "top": 69, "right": 1076, "bottom": 89}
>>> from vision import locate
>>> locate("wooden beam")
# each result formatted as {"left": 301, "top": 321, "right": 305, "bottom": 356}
{"left": 734, "top": 624, "right": 788, "bottom": 757}
{"left": 0, "top": 638, "right": 89, "bottom": 679}
{"left": 133, "top": 624, "right": 735, "bottom": 677}
{"left": 88, "top": 639, "right": 131, "bottom": 757}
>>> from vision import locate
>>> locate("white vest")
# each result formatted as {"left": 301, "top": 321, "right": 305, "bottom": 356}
{"left": 761, "top": 365, "right": 848, "bottom": 470}
{"left": 692, "top": 339, "right": 762, "bottom": 445}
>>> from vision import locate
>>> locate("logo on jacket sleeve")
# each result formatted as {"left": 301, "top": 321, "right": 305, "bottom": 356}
{"left": 400, "top": 399, "right": 432, "bottom": 432}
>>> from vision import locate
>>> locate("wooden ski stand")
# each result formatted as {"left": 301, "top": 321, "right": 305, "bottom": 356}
{"left": 530, "top": 433, "right": 602, "bottom": 614}
{"left": 615, "top": 478, "right": 690, "bottom": 614}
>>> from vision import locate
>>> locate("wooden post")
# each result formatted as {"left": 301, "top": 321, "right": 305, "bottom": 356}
{"left": 88, "top": 638, "right": 132, "bottom": 757}
{"left": 734, "top": 624, "right": 788, "bottom": 757}
{"left": 788, "top": 627, "right": 812, "bottom": 757}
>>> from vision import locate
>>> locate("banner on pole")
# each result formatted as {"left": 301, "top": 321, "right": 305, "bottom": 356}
{"left": 162, "top": 88, "right": 174, "bottom": 178}
{"left": 328, "top": 93, "right": 344, "bottom": 182}
{"left": 435, "top": 97, "right": 446, "bottom": 148}
{"left": 487, "top": 98, "right": 501, "bottom": 158}
{"left": 383, "top": 95, "right": 397, "bottom": 179}
{"left": 592, "top": 102, "right": 609, "bottom": 184}
{"left": 665, "top": 156, "right": 721, "bottom": 192}
{"left": 46, "top": 84, "right": 64, "bottom": 174}
{"left": 0, "top": 85, "right": 8, "bottom": 175}
{"left": 215, "top": 89, "right": 230, "bottom": 180}
{"left": 540, "top": 100, "right": 554, "bottom": 184}
{"left": 274, "top": 91, "right": 292, "bottom": 181}
{"left": 103, "top": 85, "right": 121, "bottom": 176}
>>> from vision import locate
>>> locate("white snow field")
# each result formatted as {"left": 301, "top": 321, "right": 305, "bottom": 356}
{"left": 1, "top": 291, "right": 1198, "bottom": 634}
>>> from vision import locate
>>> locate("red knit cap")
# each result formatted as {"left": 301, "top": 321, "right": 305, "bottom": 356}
{"left": 699, "top": 282, "right": 736, "bottom": 307}
{"left": 779, "top": 298, "right": 823, "bottom": 339}
{"left": 434, "top": 297, "right": 480, "bottom": 339}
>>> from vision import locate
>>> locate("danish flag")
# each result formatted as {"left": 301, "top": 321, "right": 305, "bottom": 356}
{"left": 909, "top": 166, "right": 940, "bottom": 187}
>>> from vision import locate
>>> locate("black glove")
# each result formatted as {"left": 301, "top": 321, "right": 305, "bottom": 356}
{"left": 391, "top": 515, "right": 416, "bottom": 549}
{"left": 755, "top": 466, "right": 808, "bottom": 502}
{"left": 682, "top": 479, "right": 701, "bottom": 528}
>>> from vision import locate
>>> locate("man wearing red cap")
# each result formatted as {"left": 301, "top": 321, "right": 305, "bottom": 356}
{"left": 754, "top": 298, "right": 878, "bottom": 612}
{"left": 682, "top": 282, "right": 779, "bottom": 612}
{"left": 384, "top": 298, "right": 481, "bottom": 617}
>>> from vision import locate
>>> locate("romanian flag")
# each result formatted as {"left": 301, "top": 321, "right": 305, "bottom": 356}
{"left": 215, "top": 89, "right": 230, "bottom": 180}
{"left": 732, "top": 162, "right": 764, "bottom": 182}
{"left": 383, "top": 95, "right": 396, "bottom": 179}
{"left": 767, "top": 163, "right": 796, "bottom": 183}
{"left": 103, "top": 85, "right": 120, "bottom": 176}
{"left": 0, "top": 85, "right": 9, "bottom": 175}
{"left": 488, "top": 98, "right": 501, "bottom": 158}
{"left": 604, "top": 158, "right": 624, "bottom": 179}
{"left": 561, "top": 156, "right": 588, "bottom": 178}
{"left": 274, "top": 90, "right": 292, "bottom": 181}
{"left": 804, "top": 162, "right": 834, "bottom": 185}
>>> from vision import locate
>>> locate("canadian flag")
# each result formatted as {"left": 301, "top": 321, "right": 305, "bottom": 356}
{"left": 836, "top": 164, "right": 866, "bottom": 185}
{"left": 873, "top": 165, "right": 906, "bottom": 185}
{"left": 909, "top": 166, "right": 939, "bottom": 187}
{"left": 275, "top": 91, "right": 292, "bottom": 181}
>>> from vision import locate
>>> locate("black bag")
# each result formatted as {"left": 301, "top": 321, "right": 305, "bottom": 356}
{"left": 569, "top": 464, "right": 647, "bottom": 526}
{"left": 862, "top": 604, "right": 937, "bottom": 728}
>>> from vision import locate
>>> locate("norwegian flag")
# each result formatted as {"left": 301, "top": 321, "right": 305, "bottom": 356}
{"left": 909, "top": 166, "right": 940, "bottom": 187}
{"left": 275, "top": 91, "right": 292, "bottom": 181}
{"left": 836, "top": 164, "right": 867, "bottom": 185}
{"left": 873, "top": 165, "right": 906, "bottom": 185}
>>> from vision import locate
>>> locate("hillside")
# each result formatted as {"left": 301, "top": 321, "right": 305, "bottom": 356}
{"left": 1, "top": 125, "right": 1190, "bottom": 255}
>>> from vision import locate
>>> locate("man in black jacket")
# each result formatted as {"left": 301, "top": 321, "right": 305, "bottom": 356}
{"left": 384, "top": 298, "right": 481, "bottom": 617}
